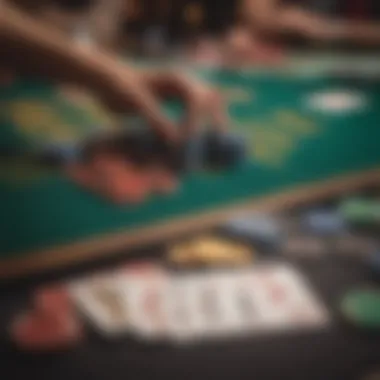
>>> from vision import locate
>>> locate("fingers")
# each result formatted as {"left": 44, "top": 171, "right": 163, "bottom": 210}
{"left": 209, "top": 91, "right": 230, "bottom": 132}
{"left": 101, "top": 68, "right": 180, "bottom": 144}
{"left": 176, "top": 75, "right": 229, "bottom": 137}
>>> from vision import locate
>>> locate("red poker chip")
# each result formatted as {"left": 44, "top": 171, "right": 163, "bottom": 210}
{"left": 10, "top": 284, "right": 83, "bottom": 351}
{"left": 11, "top": 310, "right": 82, "bottom": 352}
{"left": 112, "top": 169, "right": 150, "bottom": 204}
{"left": 34, "top": 286, "right": 71, "bottom": 317}
{"left": 92, "top": 154, "right": 151, "bottom": 204}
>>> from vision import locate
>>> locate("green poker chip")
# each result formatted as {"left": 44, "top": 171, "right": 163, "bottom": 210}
{"left": 340, "top": 289, "right": 380, "bottom": 330}
{"left": 339, "top": 198, "right": 380, "bottom": 224}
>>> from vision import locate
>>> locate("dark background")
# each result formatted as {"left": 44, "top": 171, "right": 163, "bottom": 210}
{"left": 123, "top": 0, "right": 380, "bottom": 42}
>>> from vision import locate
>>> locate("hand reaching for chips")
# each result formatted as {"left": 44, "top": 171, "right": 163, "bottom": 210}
{"left": 44, "top": 125, "right": 246, "bottom": 205}
{"left": 139, "top": 70, "right": 229, "bottom": 139}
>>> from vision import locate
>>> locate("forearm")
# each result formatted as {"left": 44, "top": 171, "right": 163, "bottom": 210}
{"left": 0, "top": 2, "right": 115, "bottom": 89}
{"left": 0, "top": 3, "right": 174, "bottom": 138}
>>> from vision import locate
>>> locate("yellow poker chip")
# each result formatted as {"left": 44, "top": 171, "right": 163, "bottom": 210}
{"left": 167, "top": 236, "right": 253, "bottom": 266}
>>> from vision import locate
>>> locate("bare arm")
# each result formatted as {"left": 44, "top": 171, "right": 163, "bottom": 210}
{"left": 0, "top": 2, "right": 176, "bottom": 140}
{"left": 240, "top": 0, "right": 380, "bottom": 43}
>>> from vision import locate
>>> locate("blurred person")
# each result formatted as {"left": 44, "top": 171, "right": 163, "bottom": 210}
{"left": 224, "top": 0, "right": 380, "bottom": 65}
{"left": 0, "top": 0, "right": 228, "bottom": 202}
{"left": 241, "top": 0, "right": 380, "bottom": 43}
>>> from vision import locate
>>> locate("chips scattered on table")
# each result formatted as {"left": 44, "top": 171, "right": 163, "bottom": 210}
{"left": 167, "top": 236, "right": 253, "bottom": 267}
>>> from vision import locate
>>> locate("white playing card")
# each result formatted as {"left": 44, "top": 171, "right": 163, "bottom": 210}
{"left": 124, "top": 267, "right": 169, "bottom": 340}
{"left": 68, "top": 272, "right": 130, "bottom": 336}
{"left": 229, "top": 270, "right": 264, "bottom": 332}
{"left": 162, "top": 275, "right": 204, "bottom": 342}
{"left": 247, "top": 264, "right": 329, "bottom": 331}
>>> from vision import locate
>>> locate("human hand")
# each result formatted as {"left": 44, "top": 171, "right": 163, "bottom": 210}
{"left": 139, "top": 70, "right": 229, "bottom": 141}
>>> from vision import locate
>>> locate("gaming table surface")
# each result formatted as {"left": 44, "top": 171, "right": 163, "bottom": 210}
{"left": 1, "top": 54, "right": 380, "bottom": 380}
{"left": 1, "top": 53, "right": 380, "bottom": 277}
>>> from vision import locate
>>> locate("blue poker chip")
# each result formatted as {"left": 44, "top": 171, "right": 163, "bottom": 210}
{"left": 222, "top": 213, "right": 283, "bottom": 247}
{"left": 302, "top": 210, "right": 346, "bottom": 235}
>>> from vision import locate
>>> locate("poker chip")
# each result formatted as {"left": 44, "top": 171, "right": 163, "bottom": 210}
{"left": 204, "top": 131, "right": 247, "bottom": 170}
{"left": 302, "top": 210, "right": 346, "bottom": 236}
{"left": 182, "top": 134, "right": 206, "bottom": 172}
{"left": 92, "top": 155, "right": 151, "bottom": 204}
{"left": 11, "top": 311, "right": 82, "bottom": 351}
{"left": 305, "top": 90, "right": 367, "bottom": 114}
{"left": 181, "top": 131, "right": 247, "bottom": 172}
{"left": 339, "top": 198, "right": 380, "bottom": 224}
{"left": 41, "top": 142, "right": 83, "bottom": 166}
{"left": 167, "top": 236, "right": 253, "bottom": 266}
{"left": 10, "top": 286, "right": 82, "bottom": 351}
{"left": 223, "top": 213, "right": 282, "bottom": 247}
{"left": 340, "top": 289, "right": 380, "bottom": 330}
{"left": 35, "top": 286, "right": 71, "bottom": 315}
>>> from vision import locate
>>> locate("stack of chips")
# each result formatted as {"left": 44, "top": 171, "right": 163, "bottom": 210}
{"left": 38, "top": 127, "right": 247, "bottom": 175}
{"left": 222, "top": 213, "right": 283, "bottom": 250}
{"left": 182, "top": 130, "right": 247, "bottom": 172}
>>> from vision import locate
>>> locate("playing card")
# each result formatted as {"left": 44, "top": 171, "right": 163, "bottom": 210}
{"left": 162, "top": 275, "right": 204, "bottom": 342}
{"left": 68, "top": 272, "right": 129, "bottom": 336}
{"left": 249, "top": 264, "right": 329, "bottom": 330}
{"left": 232, "top": 269, "right": 268, "bottom": 332}
{"left": 68, "top": 262, "right": 167, "bottom": 338}
{"left": 123, "top": 266, "right": 169, "bottom": 340}
{"left": 164, "top": 272, "right": 241, "bottom": 342}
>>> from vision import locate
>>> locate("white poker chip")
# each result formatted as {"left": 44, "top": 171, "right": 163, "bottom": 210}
{"left": 305, "top": 90, "right": 367, "bottom": 113}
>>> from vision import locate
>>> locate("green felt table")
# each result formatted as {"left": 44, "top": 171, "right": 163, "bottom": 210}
{"left": 1, "top": 54, "right": 380, "bottom": 278}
